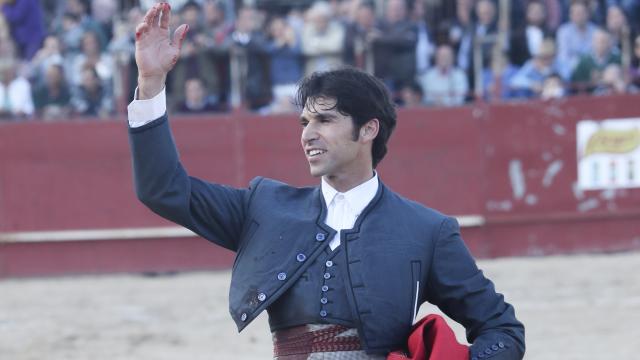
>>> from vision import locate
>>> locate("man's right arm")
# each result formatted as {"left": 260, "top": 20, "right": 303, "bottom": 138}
{"left": 128, "top": 3, "right": 249, "bottom": 251}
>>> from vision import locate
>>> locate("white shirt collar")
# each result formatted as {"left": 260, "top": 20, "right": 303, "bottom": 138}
{"left": 321, "top": 172, "right": 379, "bottom": 214}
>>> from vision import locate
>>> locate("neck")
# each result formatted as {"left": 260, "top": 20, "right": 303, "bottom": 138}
{"left": 323, "top": 168, "right": 374, "bottom": 193}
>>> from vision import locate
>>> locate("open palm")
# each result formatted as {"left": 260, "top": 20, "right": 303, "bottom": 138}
{"left": 135, "top": 3, "right": 188, "bottom": 79}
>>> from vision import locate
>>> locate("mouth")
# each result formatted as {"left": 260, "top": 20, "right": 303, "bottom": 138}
{"left": 306, "top": 149, "right": 327, "bottom": 158}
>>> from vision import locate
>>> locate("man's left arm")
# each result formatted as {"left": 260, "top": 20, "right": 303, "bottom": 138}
{"left": 424, "top": 217, "right": 525, "bottom": 360}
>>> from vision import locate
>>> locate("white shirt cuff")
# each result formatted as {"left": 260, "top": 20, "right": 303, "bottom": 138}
{"left": 127, "top": 87, "right": 167, "bottom": 128}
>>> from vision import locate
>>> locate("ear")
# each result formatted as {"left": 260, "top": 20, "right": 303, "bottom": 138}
{"left": 360, "top": 118, "right": 379, "bottom": 142}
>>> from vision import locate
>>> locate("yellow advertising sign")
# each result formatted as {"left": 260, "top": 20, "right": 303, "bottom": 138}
{"left": 584, "top": 129, "right": 640, "bottom": 156}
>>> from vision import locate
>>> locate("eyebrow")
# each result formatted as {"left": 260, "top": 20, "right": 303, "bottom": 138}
{"left": 299, "top": 112, "right": 337, "bottom": 123}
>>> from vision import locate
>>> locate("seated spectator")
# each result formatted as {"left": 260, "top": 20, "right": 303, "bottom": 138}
{"left": 509, "top": 0, "right": 551, "bottom": 66}
{"left": 301, "top": 1, "right": 345, "bottom": 76}
{"left": 570, "top": 29, "right": 621, "bottom": 92}
{"left": 1, "top": 0, "right": 45, "bottom": 60}
{"left": 195, "top": 0, "right": 233, "bottom": 50}
{"left": 264, "top": 16, "right": 302, "bottom": 114}
{"left": 175, "top": 77, "right": 223, "bottom": 114}
{"left": 71, "top": 64, "right": 112, "bottom": 118}
{"left": 371, "top": 0, "right": 417, "bottom": 92}
{"left": 63, "top": 0, "right": 107, "bottom": 50}
{"left": 593, "top": 63, "right": 632, "bottom": 95}
{"left": 605, "top": 5, "right": 631, "bottom": 54}
{"left": 169, "top": 1, "right": 219, "bottom": 105}
{"left": 411, "top": 0, "right": 434, "bottom": 77}
{"left": 482, "top": 48, "right": 519, "bottom": 101}
{"left": 556, "top": 0, "right": 597, "bottom": 80}
{"left": 540, "top": 73, "right": 566, "bottom": 100}
{"left": 32, "top": 63, "right": 71, "bottom": 121}
{"left": 108, "top": 6, "right": 143, "bottom": 101}
{"left": 27, "top": 34, "right": 64, "bottom": 86}
{"left": 0, "top": 57, "right": 34, "bottom": 120}
{"left": 418, "top": 44, "right": 468, "bottom": 106}
{"left": 509, "top": 39, "right": 561, "bottom": 98}
{"left": 398, "top": 81, "right": 424, "bottom": 108}
{"left": 58, "top": 12, "right": 85, "bottom": 54}
{"left": 68, "top": 30, "right": 114, "bottom": 89}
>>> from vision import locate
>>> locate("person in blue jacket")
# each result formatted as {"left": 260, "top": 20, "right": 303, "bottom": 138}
{"left": 128, "top": 3, "right": 525, "bottom": 359}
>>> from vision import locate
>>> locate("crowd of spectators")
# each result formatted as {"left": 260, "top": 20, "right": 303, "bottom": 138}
{"left": 0, "top": 0, "right": 639, "bottom": 121}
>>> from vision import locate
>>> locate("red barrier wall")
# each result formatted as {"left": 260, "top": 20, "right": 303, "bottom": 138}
{"left": 1, "top": 95, "right": 639, "bottom": 276}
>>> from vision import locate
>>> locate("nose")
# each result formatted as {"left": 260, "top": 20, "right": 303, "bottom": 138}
{"left": 301, "top": 122, "right": 318, "bottom": 145}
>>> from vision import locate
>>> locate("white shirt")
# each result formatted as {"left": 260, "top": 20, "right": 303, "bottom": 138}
{"left": 128, "top": 89, "right": 379, "bottom": 252}
{"left": 0, "top": 77, "right": 34, "bottom": 116}
{"left": 321, "top": 174, "right": 378, "bottom": 251}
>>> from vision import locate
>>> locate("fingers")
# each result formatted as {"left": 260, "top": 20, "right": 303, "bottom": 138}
{"left": 135, "top": 23, "right": 148, "bottom": 41}
{"left": 171, "top": 24, "right": 190, "bottom": 49}
{"left": 159, "top": 2, "right": 171, "bottom": 30}
{"left": 143, "top": 3, "right": 161, "bottom": 28}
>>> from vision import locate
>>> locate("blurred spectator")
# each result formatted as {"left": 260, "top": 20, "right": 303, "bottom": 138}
{"left": 263, "top": 16, "right": 302, "bottom": 114}
{"left": 63, "top": 0, "right": 107, "bottom": 50}
{"left": 68, "top": 30, "right": 114, "bottom": 89}
{"left": 301, "top": 1, "right": 345, "bottom": 76}
{"left": 509, "top": 39, "right": 561, "bottom": 98}
{"left": 447, "top": 0, "right": 474, "bottom": 53}
{"left": 27, "top": 34, "right": 64, "bottom": 86}
{"left": 71, "top": 64, "right": 112, "bottom": 117}
{"left": 540, "top": 73, "right": 566, "bottom": 99}
{"left": 0, "top": 57, "right": 34, "bottom": 119}
{"left": 59, "top": 13, "right": 85, "bottom": 54}
{"left": 630, "top": 34, "right": 640, "bottom": 90}
{"left": 371, "top": 0, "right": 417, "bottom": 92}
{"left": 483, "top": 48, "right": 519, "bottom": 101}
{"left": 418, "top": 44, "right": 468, "bottom": 106}
{"left": 175, "top": 77, "right": 223, "bottom": 114}
{"left": 556, "top": 0, "right": 597, "bottom": 79}
{"left": 510, "top": 1, "right": 551, "bottom": 66}
{"left": 570, "top": 28, "right": 621, "bottom": 91}
{"left": 231, "top": 7, "right": 271, "bottom": 110}
{"left": 91, "top": 0, "right": 118, "bottom": 42}
{"left": 1, "top": 0, "right": 46, "bottom": 60}
{"left": 32, "top": 63, "right": 71, "bottom": 120}
{"left": 593, "top": 63, "right": 630, "bottom": 95}
{"left": 196, "top": 1, "right": 233, "bottom": 50}
{"left": 540, "top": 0, "right": 564, "bottom": 33}
{"left": 108, "top": 6, "right": 143, "bottom": 101}
{"left": 343, "top": 2, "right": 378, "bottom": 70}
{"left": 398, "top": 81, "right": 424, "bottom": 108}
{"left": 457, "top": 0, "right": 498, "bottom": 93}
{"left": 169, "top": 1, "right": 221, "bottom": 107}
{"left": 605, "top": 5, "right": 631, "bottom": 54}
{"left": 411, "top": 0, "right": 434, "bottom": 76}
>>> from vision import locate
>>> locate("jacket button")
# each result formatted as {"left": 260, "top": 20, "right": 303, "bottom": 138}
{"left": 320, "top": 297, "right": 328, "bottom": 304}
{"left": 315, "top": 233, "right": 326, "bottom": 241}
{"left": 498, "top": 342, "right": 505, "bottom": 348}
{"left": 319, "top": 310, "right": 327, "bottom": 317}
{"left": 325, "top": 260, "right": 333, "bottom": 267}
{"left": 257, "top": 293, "right": 266, "bottom": 302}
{"left": 323, "top": 272, "right": 331, "bottom": 279}
{"left": 240, "top": 313, "right": 247, "bottom": 321}
{"left": 296, "top": 253, "right": 306, "bottom": 262}
{"left": 277, "top": 272, "right": 287, "bottom": 281}
{"left": 485, "top": 349, "right": 492, "bottom": 354}
{"left": 321, "top": 285, "right": 329, "bottom": 292}
{"left": 478, "top": 354, "right": 485, "bottom": 359}
{"left": 491, "top": 345, "right": 499, "bottom": 351}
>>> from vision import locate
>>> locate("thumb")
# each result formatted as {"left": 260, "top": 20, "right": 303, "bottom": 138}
{"left": 172, "top": 24, "right": 189, "bottom": 50}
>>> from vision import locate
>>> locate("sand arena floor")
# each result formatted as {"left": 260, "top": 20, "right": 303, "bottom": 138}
{"left": 1, "top": 251, "right": 639, "bottom": 360}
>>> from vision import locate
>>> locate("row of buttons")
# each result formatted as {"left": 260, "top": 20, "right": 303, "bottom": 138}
{"left": 240, "top": 232, "right": 328, "bottom": 323}
{"left": 319, "top": 259, "right": 334, "bottom": 318}
{"left": 471, "top": 342, "right": 505, "bottom": 360}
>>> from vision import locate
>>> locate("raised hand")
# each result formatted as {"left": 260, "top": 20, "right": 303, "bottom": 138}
{"left": 134, "top": 2, "right": 189, "bottom": 99}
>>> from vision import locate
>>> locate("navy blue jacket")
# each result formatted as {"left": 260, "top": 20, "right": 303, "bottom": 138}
{"left": 128, "top": 115, "right": 525, "bottom": 359}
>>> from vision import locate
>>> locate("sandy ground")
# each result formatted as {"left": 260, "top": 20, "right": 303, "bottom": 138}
{"left": 1, "top": 251, "right": 639, "bottom": 360}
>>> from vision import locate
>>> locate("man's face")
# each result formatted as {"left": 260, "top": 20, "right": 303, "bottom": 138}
{"left": 570, "top": 3, "right": 589, "bottom": 27}
{"left": 300, "top": 97, "right": 368, "bottom": 180}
